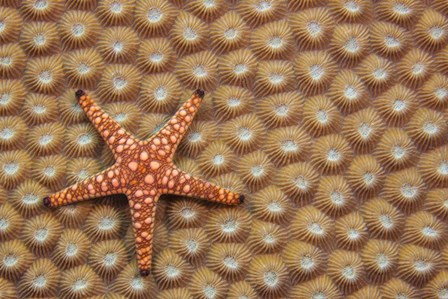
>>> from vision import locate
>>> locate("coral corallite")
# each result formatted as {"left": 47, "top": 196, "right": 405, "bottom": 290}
{"left": 3, "top": 0, "right": 448, "bottom": 296}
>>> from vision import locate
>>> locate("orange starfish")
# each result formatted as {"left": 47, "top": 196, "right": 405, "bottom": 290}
{"left": 43, "top": 89, "right": 244, "bottom": 275}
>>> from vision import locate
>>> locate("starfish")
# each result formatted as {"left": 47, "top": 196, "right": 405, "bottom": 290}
{"left": 42, "top": 89, "right": 244, "bottom": 276}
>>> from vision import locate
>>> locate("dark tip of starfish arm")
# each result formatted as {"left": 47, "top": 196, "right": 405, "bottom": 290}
{"left": 42, "top": 197, "right": 52, "bottom": 208}
{"left": 75, "top": 89, "right": 85, "bottom": 99}
{"left": 140, "top": 269, "right": 150, "bottom": 276}
{"left": 195, "top": 89, "right": 205, "bottom": 98}
{"left": 239, "top": 194, "right": 245, "bottom": 204}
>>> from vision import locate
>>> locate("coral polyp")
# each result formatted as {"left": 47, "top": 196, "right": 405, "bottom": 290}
{"left": 0, "top": 240, "right": 33, "bottom": 280}
{"left": 139, "top": 73, "right": 181, "bottom": 114}
{"left": 264, "top": 126, "right": 311, "bottom": 167}
{"left": 0, "top": 7, "right": 22, "bottom": 44}
{"left": 10, "top": 180, "right": 48, "bottom": 218}
{"left": 402, "top": 211, "right": 447, "bottom": 249}
{"left": 257, "top": 91, "right": 303, "bottom": 129}
{"left": 23, "top": 55, "right": 65, "bottom": 95}
{"left": 58, "top": 11, "right": 100, "bottom": 50}
{"left": 96, "top": 0, "right": 135, "bottom": 26}
{"left": 327, "top": 250, "right": 366, "bottom": 294}
{"left": 376, "top": 0, "right": 422, "bottom": 28}
{"left": 207, "top": 243, "right": 251, "bottom": 282}
{"left": 397, "top": 49, "right": 433, "bottom": 88}
{"left": 152, "top": 249, "right": 192, "bottom": 290}
{"left": 175, "top": 51, "right": 218, "bottom": 91}
{"left": 169, "top": 228, "right": 208, "bottom": 267}
{"left": 290, "top": 275, "right": 342, "bottom": 299}
{"left": 290, "top": 8, "right": 334, "bottom": 50}
{"left": 380, "top": 278, "right": 420, "bottom": 299}
{"left": 136, "top": 38, "right": 175, "bottom": 74}
{"left": 251, "top": 20, "right": 294, "bottom": 60}
{"left": 52, "top": 229, "right": 91, "bottom": 270}
{"left": 334, "top": 212, "right": 368, "bottom": 251}
{"left": 329, "top": 24, "right": 370, "bottom": 67}
{"left": 343, "top": 108, "right": 385, "bottom": 154}
{"left": 247, "top": 220, "right": 287, "bottom": 254}
{"left": 59, "top": 265, "right": 106, "bottom": 299}
{"left": 414, "top": 9, "right": 448, "bottom": 52}
{"left": 22, "top": 214, "right": 62, "bottom": 256}
{"left": 419, "top": 73, "right": 448, "bottom": 110}
{"left": 185, "top": 0, "right": 228, "bottom": 22}
{"left": 275, "top": 162, "right": 319, "bottom": 203}
{"left": 221, "top": 113, "right": 265, "bottom": 154}
{"left": 314, "top": 175, "right": 355, "bottom": 218}
{"left": 310, "top": 134, "right": 353, "bottom": 175}
{"left": 97, "top": 27, "right": 139, "bottom": 64}
{"left": 96, "top": 64, "right": 141, "bottom": 103}
{"left": 205, "top": 207, "right": 251, "bottom": 243}
{"left": 0, "top": 116, "right": 26, "bottom": 151}
{"left": 212, "top": 86, "right": 254, "bottom": 121}
{"left": 209, "top": 11, "right": 249, "bottom": 53}
{"left": 237, "top": 0, "right": 286, "bottom": 27}
{"left": 0, "top": 80, "right": 25, "bottom": 117}
{"left": 218, "top": 50, "right": 257, "bottom": 89}
{"left": 346, "top": 155, "right": 385, "bottom": 200}
{"left": 177, "top": 121, "right": 218, "bottom": 158}
{"left": 0, "top": 203, "right": 21, "bottom": 240}
{"left": 173, "top": 12, "right": 208, "bottom": 55}
{"left": 329, "top": 0, "right": 373, "bottom": 23}
{"left": 374, "top": 128, "right": 417, "bottom": 171}
{"left": 407, "top": 108, "right": 447, "bottom": 151}
{"left": 302, "top": 95, "right": 342, "bottom": 137}
{"left": 294, "top": 51, "right": 337, "bottom": 96}
{"left": 20, "top": 22, "right": 59, "bottom": 57}
{"left": 382, "top": 168, "right": 426, "bottom": 214}
{"left": 327, "top": 70, "right": 368, "bottom": 115}
{"left": 250, "top": 185, "right": 292, "bottom": 225}
{"left": 425, "top": 188, "right": 448, "bottom": 221}
{"left": 282, "top": 240, "right": 326, "bottom": 284}
{"left": 190, "top": 267, "right": 229, "bottom": 299}
{"left": 0, "top": 150, "right": 31, "bottom": 190}
{"left": 239, "top": 150, "right": 275, "bottom": 191}
{"left": 246, "top": 254, "right": 290, "bottom": 298}
{"left": 254, "top": 60, "right": 296, "bottom": 97}
{"left": 370, "top": 21, "right": 410, "bottom": 59}
{"left": 397, "top": 244, "right": 440, "bottom": 287}
{"left": 356, "top": 54, "right": 394, "bottom": 94}
{"left": 133, "top": 0, "right": 176, "bottom": 37}
{"left": 362, "top": 198, "right": 404, "bottom": 241}
{"left": 419, "top": 145, "right": 448, "bottom": 188}
{"left": 18, "top": 258, "right": 59, "bottom": 298}
{"left": 361, "top": 239, "right": 399, "bottom": 284}
{"left": 290, "top": 205, "right": 334, "bottom": 250}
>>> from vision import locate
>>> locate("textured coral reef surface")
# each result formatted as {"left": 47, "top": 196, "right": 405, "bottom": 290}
{"left": 1, "top": 0, "right": 448, "bottom": 298}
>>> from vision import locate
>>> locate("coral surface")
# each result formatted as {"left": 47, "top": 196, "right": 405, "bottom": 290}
{"left": 1, "top": 0, "right": 448, "bottom": 297}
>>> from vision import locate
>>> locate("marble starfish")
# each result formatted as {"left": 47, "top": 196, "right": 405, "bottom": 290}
{"left": 43, "top": 89, "right": 244, "bottom": 276}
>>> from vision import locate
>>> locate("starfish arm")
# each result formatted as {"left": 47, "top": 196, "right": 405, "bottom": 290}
{"left": 75, "top": 89, "right": 135, "bottom": 156}
{"left": 127, "top": 190, "right": 159, "bottom": 276}
{"left": 150, "top": 89, "right": 205, "bottom": 158}
{"left": 163, "top": 167, "right": 244, "bottom": 205}
{"left": 42, "top": 165, "right": 123, "bottom": 208}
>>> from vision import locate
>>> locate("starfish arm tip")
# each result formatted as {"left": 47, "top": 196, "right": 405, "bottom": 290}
{"left": 239, "top": 194, "right": 245, "bottom": 204}
{"left": 75, "top": 89, "right": 85, "bottom": 99}
{"left": 140, "top": 269, "right": 150, "bottom": 276}
{"left": 42, "top": 196, "right": 52, "bottom": 208}
{"left": 195, "top": 88, "right": 205, "bottom": 98}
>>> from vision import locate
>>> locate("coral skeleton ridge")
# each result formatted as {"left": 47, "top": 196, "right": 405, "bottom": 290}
{"left": 42, "top": 89, "right": 244, "bottom": 275}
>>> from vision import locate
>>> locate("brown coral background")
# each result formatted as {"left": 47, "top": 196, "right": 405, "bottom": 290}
{"left": 1, "top": 0, "right": 448, "bottom": 298}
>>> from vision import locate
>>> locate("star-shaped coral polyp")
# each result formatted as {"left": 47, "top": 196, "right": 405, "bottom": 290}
{"left": 43, "top": 89, "right": 244, "bottom": 276}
